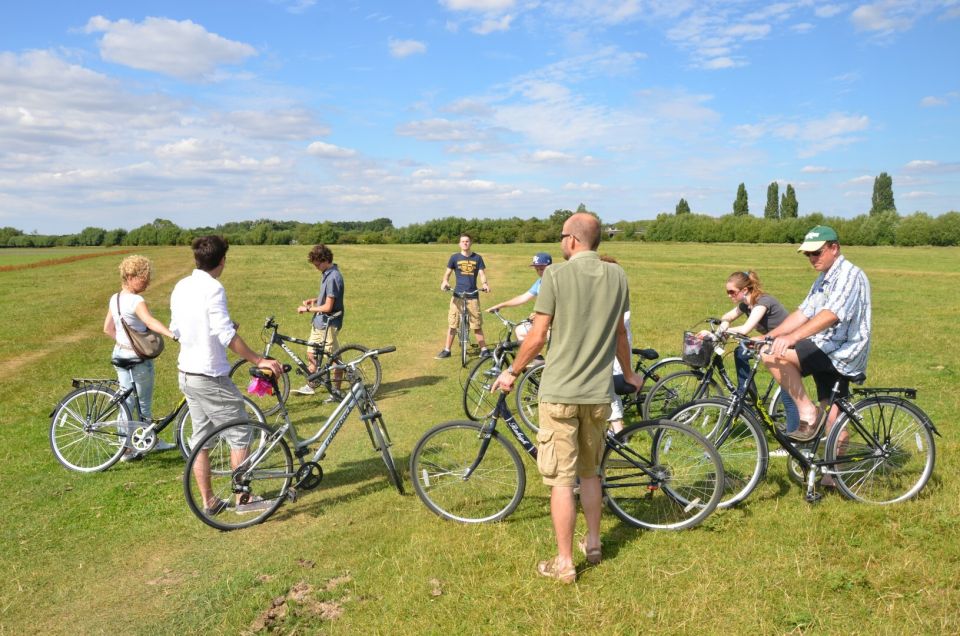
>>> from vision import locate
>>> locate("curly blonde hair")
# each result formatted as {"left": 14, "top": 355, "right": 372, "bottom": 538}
{"left": 119, "top": 255, "right": 152, "bottom": 284}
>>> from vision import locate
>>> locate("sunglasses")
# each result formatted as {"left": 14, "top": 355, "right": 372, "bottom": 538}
{"left": 560, "top": 233, "right": 578, "bottom": 242}
{"left": 726, "top": 288, "right": 742, "bottom": 296}
{"left": 803, "top": 248, "right": 824, "bottom": 258}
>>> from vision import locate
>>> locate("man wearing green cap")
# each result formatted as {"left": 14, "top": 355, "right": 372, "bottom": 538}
{"left": 761, "top": 225, "right": 871, "bottom": 448}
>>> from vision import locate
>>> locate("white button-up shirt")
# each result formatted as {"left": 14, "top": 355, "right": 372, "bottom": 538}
{"left": 170, "top": 269, "right": 237, "bottom": 377}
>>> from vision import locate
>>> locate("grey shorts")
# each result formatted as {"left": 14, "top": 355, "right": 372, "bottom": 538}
{"left": 178, "top": 372, "right": 253, "bottom": 449}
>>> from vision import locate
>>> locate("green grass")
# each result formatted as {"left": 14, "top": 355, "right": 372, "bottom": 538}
{"left": 0, "top": 247, "right": 130, "bottom": 267}
{"left": 1, "top": 243, "right": 958, "bottom": 634}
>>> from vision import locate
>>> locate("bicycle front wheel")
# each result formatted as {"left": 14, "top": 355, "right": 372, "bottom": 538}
{"left": 184, "top": 421, "right": 293, "bottom": 531}
{"left": 667, "top": 398, "right": 767, "bottom": 508}
{"left": 462, "top": 355, "right": 501, "bottom": 420}
{"left": 515, "top": 363, "right": 544, "bottom": 433}
{"left": 602, "top": 420, "right": 724, "bottom": 531}
{"left": 229, "top": 359, "right": 290, "bottom": 417}
{"left": 369, "top": 418, "right": 404, "bottom": 494}
{"left": 827, "top": 396, "right": 935, "bottom": 504}
{"left": 50, "top": 385, "right": 131, "bottom": 472}
{"left": 642, "top": 369, "right": 721, "bottom": 420}
{"left": 175, "top": 396, "right": 267, "bottom": 460}
{"left": 410, "top": 421, "right": 525, "bottom": 523}
{"left": 332, "top": 344, "right": 382, "bottom": 397}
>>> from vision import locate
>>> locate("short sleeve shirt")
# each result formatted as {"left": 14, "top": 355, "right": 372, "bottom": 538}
{"left": 534, "top": 251, "right": 630, "bottom": 404}
{"left": 527, "top": 278, "right": 542, "bottom": 296}
{"left": 798, "top": 255, "right": 871, "bottom": 377}
{"left": 312, "top": 264, "right": 345, "bottom": 330}
{"left": 737, "top": 294, "right": 789, "bottom": 334}
{"left": 447, "top": 253, "right": 485, "bottom": 293}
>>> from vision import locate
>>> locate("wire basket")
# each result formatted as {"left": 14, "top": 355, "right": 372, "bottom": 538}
{"left": 681, "top": 331, "right": 715, "bottom": 368}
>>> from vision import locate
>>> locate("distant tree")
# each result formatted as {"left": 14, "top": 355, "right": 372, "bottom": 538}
{"left": 764, "top": 182, "right": 779, "bottom": 219}
{"left": 870, "top": 172, "right": 896, "bottom": 216}
{"left": 576, "top": 203, "right": 588, "bottom": 214}
{"left": 781, "top": 184, "right": 799, "bottom": 218}
{"left": 675, "top": 198, "right": 691, "bottom": 215}
{"left": 77, "top": 226, "right": 106, "bottom": 246}
{"left": 733, "top": 183, "right": 749, "bottom": 216}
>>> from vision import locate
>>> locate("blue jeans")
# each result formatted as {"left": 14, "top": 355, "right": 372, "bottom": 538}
{"left": 734, "top": 343, "right": 800, "bottom": 432}
{"left": 113, "top": 346, "right": 155, "bottom": 421}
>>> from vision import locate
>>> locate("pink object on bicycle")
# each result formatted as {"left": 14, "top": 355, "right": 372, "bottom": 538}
{"left": 247, "top": 377, "right": 274, "bottom": 397}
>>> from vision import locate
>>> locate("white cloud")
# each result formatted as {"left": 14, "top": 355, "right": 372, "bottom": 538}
{"left": 563, "top": 181, "right": 603, "bottom": 190}
{"left": 306, "top": 141, "right": 357, "bottom": 158}
{"left": 222, "top": 109, "right": 329, "bottom": 140}
{"left": 802, "top": 165, "right": 832, "bottom": 173}
{"left": 472, "top": 14, "right": 514, "bottom": 34}
{"left": 792, "top": 22, "right": 814, "bottom": 33}
{"left": 815, "top": 4, "right": 847, "bottom": 18}
{"left": 441, "top": 0, "right": 515, "bottom": 11}
{"left": 84, "top": 16, "right": 256, "bottom": 81}
{"left": 902, "top": 190, "right": 936, "bottom": 198}
{"left": 848, "top": 174, "right": 874, "bottom": 184}
{"left": 903, "top": 159, "right": 960, "bottom": 173}
{"left": 920, "top": 95, "right": 947, "bottom": 107}
{"left": 529, "top": 150, "right": 575, "bottom": 163}
{"left": 388, "top": 38, "right": 427, "bottom": 58}
{"left": 396, "top": 118, "right": 476, "bottom": 141}
{"left": 736, "top": 111, "right": 869, "bottom": 156}
{"left": 850, "top": 2, "right": 915, "bottom": 33}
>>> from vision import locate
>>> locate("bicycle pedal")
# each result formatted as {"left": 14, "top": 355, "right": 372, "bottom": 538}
{"left": 805, "top": 491, "right": 823, "bottom": 504}
{"left": 286, "top": 489, "right": 298, "bottom": 502}
{"left": 295, "top": 446, "right": 311, "bottom": 458}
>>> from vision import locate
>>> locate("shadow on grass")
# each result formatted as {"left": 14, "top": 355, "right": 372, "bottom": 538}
{"left": 376, "top": 375, "right": 444, "bottom": 398}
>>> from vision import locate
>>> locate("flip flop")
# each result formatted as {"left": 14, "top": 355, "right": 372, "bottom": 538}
{"left": 578, "top": 538, "right": 602, "bottom": 565}
{"left": 537, "top": 557, "right": 576, "bottom": 584}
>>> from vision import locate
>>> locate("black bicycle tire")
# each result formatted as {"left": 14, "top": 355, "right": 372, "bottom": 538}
{"left": 461, "top": 355, "right": 505, "bottom": 421}
{"left": 175, "top": 396, "right": 267, "bottom": 460}
{"left": 642, "top": 369, "right": 723, "bottom": 420}
{"left": 410, "top": 421, "right": 526, "bottom": 523}
{"left": 514, "top": 362, "right": 544, "bottom": 434}
{"left": 332, "top": 343, "right": 382, "bottom": 397}
{"left": 228, "top": 358, "right": 290, "bottom": 417}
{"left": 370, "top": 419, "right": 405, "bottom": 494}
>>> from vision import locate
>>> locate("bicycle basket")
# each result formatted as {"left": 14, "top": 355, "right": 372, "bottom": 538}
{"left": 681, "top": 331, "right": 714, "bottom": 368}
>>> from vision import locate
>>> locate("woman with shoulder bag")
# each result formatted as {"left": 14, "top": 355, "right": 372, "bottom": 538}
{"left": 103, "top": 255, "right": 177, "bottom": 460}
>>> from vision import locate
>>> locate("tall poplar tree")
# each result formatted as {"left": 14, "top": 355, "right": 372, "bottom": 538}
{"left": 781, "top": 184, "right": 799, "bottom": 218}
{"left": 676, "top": 198, "right": 691, "bottom": 215}
{"left": 764, "top": 182, "right": 779, "bottom": 219}
{"left": 870, "top": 172, "right": 896, "bottom": 216}
{"left": 733, "top": 183, "right": 749, "bottom": 216}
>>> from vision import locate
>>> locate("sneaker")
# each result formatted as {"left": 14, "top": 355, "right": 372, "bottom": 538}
{"left": 293, "top": 384, "right": 315, "bottom": 395}
{"left": 120, "top": 450, "right": 144, "bottom": 462}
{"left": 323, "top": 395, "right": 339, "bottom": 404}
{"left": 154, "top": 440, "right": 177, "bottom": 452}
{"left": 435, "top": 349, "right": 451, "bottom": 359}
{"left": 479, "top": 348, "right": 492, "bottom": 359}
{"left": 235, "top": 495, "right": 275, "bottom": 514}
{"left": 204, "top": 498, "right": 229, "bottom": 516}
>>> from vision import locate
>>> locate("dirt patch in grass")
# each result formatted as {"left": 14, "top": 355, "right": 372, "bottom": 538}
{"left": 246, "top": 575, "right": 353, "bottom": 634}
{"left": 0, "top": 249, "right": 133, "bottom": 272}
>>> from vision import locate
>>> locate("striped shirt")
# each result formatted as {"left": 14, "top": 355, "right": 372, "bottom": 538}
{"left": 799, "top": 255, "right": 871, "bottom": 377}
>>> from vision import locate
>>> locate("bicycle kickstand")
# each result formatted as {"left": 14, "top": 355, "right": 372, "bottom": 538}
{"left": 804, "top": 468, "right": 823, "bottom": 504}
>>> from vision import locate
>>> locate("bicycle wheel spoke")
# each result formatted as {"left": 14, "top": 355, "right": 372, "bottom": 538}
{"left": 50, "top": 386, "right": 129, "bottom": 472}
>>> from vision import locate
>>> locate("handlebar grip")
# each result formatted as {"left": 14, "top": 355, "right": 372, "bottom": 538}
{"left": 376, "top": 346, "right": 397, "bottom": 354}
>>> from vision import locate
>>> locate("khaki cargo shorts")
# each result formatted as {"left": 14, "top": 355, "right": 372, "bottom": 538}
{"left": 307, "top": 324, "right": 340, "bottom": 354}
{"left": 448, "top": 297, "right": 482, "bottom": 330}
{"left": 536, "top": 402, "right": 612, "bottom": 487}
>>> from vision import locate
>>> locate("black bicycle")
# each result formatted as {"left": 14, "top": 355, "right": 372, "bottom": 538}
{"left": 668, "top": 333, "right": 939, "bottom": 506}
{"left": 410, "top": 392, "right": 725, "bottom": 530}
{"left": 49, "top": 367, "right": 265, "bottom": 472}
{"left": 229, "top": 315, "right": 380, "bottom": 416}
{"left": 444, "top": 288, "right": 482, "bottom": 367}
{"left": 461, "top": 309, "right": 529, "bottom": 421}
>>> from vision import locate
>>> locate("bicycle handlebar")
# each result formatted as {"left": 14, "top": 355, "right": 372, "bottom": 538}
{"left": 488, "top": 308, "right": 525, "bottom": 328}
{"left": 445, "top": 289, "right": 482, "bottom": 298}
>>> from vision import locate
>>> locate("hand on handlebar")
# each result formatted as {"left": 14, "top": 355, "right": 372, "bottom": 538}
{"left": 440, "top": 283, "right": 451, "bottom": 292}
{"left": 257, "top": 357, "right": 284, "bottom": 378}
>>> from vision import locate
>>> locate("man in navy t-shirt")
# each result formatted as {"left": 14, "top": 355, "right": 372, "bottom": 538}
{"left": 436, "top": 233, "right": 491, "bottom": 359}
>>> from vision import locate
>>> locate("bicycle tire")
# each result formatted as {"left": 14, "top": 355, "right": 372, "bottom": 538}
{"left": 515, "top": 362, "right": 544, "bottom": 433}
{"left": 410, "top": 421, "right": 525, "bottom": 523}
{"left": 369, "top": 418, "right": 404, "bottom": 494}
{"left": 184, "top": 421, "right": 293, "bottom": 531}
{"left": 642, "top": 369, "right": 723, "bottom": 420}
{"left": 667, "top": 398, "right": 768, "bottom": 508}
{"left": 826, "top": 396, "right": 935, "bottom": 504}
{"left": 461, "top": 355, "right": 503, "bottom": 421}
{"left": 50, "top": 385, "right": 131, "bottom": 472}
{"left": 229, "top": 359, "right": 290, "bottom": 417}
{"left": 460, "top": 313, "right": 470, "bottom": 367}
{"left": 332, "top": 344, "right": 382, "bottom": 397}
{"left": 175, "top": 396, "right": 267, "bottom": 460}
{"left": 768, "top": 386, "right": 788, "bottom": 432}
{"left": 602, "top": 419, "right": 723, "bottom": 530}
{"left": 640, "top": 357, "right": 693, "bottom": 390}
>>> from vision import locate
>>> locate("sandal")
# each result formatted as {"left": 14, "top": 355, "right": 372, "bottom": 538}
{"left": 578, "top": 538, "right": 601, "bottom": 565}
{"left": 537, "top": 557, "right": 576, "bottom": 584}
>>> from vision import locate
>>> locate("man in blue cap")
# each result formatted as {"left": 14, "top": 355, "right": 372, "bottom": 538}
{"left": 762, "top": 225, "right": 871, "bottom": 449}
{"left": 487, "top": 251, "right": 552, "bottom": 341}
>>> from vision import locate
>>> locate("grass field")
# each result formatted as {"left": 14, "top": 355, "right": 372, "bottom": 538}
{"left": 0, "top": 247, "right": 131, "bottom": 269}
{"left": 1, "top": 242, "right": 957, "bottom": 634}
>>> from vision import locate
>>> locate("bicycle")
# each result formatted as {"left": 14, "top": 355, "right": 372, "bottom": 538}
{"left": 668, "top": 333, "right": 939, "bottom": 507}
{"left": 184, "top": 346, "right": 402, "bottom": 531}
{"left": 513, "top": 346, "right": 693, "bottom": 433}
{"left": 461, "top": 309, "right": 530, "bottom": 421}
{"left": 409, "top": 392, "right": 725, "bottom": 530}
{"left": 642, "top": 318, "right": 787, "bottom": 422}
{"left": 228, "top": 314, "right": 381, "bottom": 416}
{"left": 49, "top": 362, "right": 265, "bottom": 472}
{"left": 444, "top": 288, "right": 482, "bottom": 367}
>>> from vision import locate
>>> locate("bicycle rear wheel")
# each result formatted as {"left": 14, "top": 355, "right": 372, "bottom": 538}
{"left": 642, "top": 369, "right": 722, "bottom": 420}
{"left": 515, "top": 363, "right": 544, "bottom": 433}
{"left": 827, "top": 396, "right": 935, "bottom": 504}
{"left": 184, "top": 421, "right": 293, "bottom": 531}
{"left": 332, "top": 344, "right": 382, "bottom": 397}
{"left": 229, "top": 359, "right": 290, "bottom": 417}
{"left": 410, "top": 421, "right": 525, "bottom": 523}
{"left": 462, "top": 355, "right": 501, "bottom": 420}
{"left": 369, "top": 417, "right": 404, "bottom": 494}
{"left": 667, "top": 398, "right": 767, "bottom": 508}
{"left": 602, "top": 420, "right": 723, "bottom": 531}
{"left": 175, "top": 396, "right": 267, "bottom": 460}
{"left": 50, "top": 385, "right": 131, "bottom": 472}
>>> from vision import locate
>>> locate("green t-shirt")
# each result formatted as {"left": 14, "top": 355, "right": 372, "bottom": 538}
{"left": 533, "top": 251, "right": 630, "bottom": 404}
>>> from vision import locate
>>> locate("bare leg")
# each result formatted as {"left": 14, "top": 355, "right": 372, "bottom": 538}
{"left": 762, "top": 350, "right": 818, "bottom": 423}
{"left": 443, "top": 328, "right": 456, "bottom": 351}
{"left": 550, "top": 485, "right": 576, "bottom": 571}
{"left": 474, "top": 328, "right": 488, "bottom": 350}
{"left": 192, "top": 449, "right": 214, "bottom": 508}
{"left": 579, "top": 475, "right": 603, "bottom": 553}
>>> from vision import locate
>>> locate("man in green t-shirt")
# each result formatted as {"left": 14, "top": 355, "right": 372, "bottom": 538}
{"left": 492, "top": 213, "right": 643, "bottom": 584}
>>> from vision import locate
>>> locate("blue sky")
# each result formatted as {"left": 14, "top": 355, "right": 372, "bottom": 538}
{"left": 2, "top": 0, "right": 958, "bottom": 234}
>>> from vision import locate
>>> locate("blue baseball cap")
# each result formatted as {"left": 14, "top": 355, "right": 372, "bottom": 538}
{"left": 531, "top": 252, "right": 552, "bottom": 266}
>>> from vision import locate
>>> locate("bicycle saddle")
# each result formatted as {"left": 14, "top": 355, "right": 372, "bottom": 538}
{"left": 631, "top": 348, "right": 658, "bottom": 360}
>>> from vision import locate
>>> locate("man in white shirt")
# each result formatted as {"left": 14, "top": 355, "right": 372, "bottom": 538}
{"left": 171, "top": 235, "right": 283, "bottom": 515}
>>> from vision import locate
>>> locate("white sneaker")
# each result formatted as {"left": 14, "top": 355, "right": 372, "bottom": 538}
{"left": 293, "top": 384, "right": 315, "bottom": 395}
{"left": 154, "top": 440, "right": 177, "bottom": 451}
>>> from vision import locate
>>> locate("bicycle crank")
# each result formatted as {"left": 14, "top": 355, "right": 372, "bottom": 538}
{"left": 295, "top": 462, "right": 323, "bottom": 490}
{"left": 129, "top": 427, "right": 157, "bottom": 452}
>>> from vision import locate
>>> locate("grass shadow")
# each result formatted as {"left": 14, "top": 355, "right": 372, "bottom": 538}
{"left": 376, "top": 375, "right": 444, "bottom": 398}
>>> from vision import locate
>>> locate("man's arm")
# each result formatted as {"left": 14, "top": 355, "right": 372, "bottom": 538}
{"left": 477, "top": 268, "right": 489, "bottom": 292}
{"left": 439, "top": 267, "right": 453, "bottom": 291}
{"left": 229, "top": 333, "right": 283, "bottom": 376}
{"left": 768, "top": 309, "right": 838, "bottom": 357}
{"left": 490, "top": 312, "right": 551, "bottom": 392}
{"left": 488, "top": 292, "right": 535, "bottom": 312}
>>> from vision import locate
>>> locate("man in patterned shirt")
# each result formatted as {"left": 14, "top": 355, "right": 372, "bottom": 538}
{"left": 762, "top": 225, "right": 871, "bottom": 442}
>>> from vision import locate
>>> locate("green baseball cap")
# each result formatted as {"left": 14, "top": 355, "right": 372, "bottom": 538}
{"left": 797, "top": 225, "right": 839, "bottom": 253}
